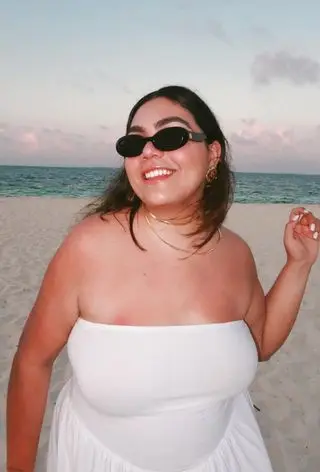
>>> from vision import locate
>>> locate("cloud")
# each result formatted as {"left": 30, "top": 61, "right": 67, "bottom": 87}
{"left": 251, "top": 51, "right": 320, "bottom": 86}
{"left": 18, "top": 131, "right": 39, "bottom": 152}
{"left": 170, "top": 10, "right": 232, "bottom": 46}
{"left": 209, "top": 20, "right": 232, "bottom": 45}
{"left": 0, "top": 122, "right": 8, "bottom": 133}
{"left": 229, "top": 119, "right": 320, "bottom": 173}
{"left": 0, "top": 125, "right": 121, "bottom": 166}
{"left": 1, "top": 121, "right": 319, "bottom": 173}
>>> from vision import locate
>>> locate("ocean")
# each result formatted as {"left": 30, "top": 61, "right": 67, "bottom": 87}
{"left": 0, "top": 165, "right": 319, "bottom": 204}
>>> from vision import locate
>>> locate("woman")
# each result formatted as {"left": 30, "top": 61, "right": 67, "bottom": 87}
{"left": 6, "top": 85, "right": 319, "bottom": 472}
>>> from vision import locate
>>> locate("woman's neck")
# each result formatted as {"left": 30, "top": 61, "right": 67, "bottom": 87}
{"left": 133, "top": 203, "right": 222, "bottom": 259}
{"left": 137, "top": 203, "right": 213, "bottom": 258}
{"left": 142, "top": 201, "right": 200, "bottom": 225}
{"left": 141, "top": 202, "right": 202, "bottom": 235}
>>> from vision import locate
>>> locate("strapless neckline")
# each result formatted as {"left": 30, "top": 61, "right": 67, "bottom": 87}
{"left": 75, "top": 317, "right": 245, "bottom": 331}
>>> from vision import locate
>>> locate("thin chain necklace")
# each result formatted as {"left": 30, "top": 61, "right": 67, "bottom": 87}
{"left": 147, "top": 209, "right": 196, "bottom": 226}
{"left": 144, "top": 211, "right": 222, "bottom": 259}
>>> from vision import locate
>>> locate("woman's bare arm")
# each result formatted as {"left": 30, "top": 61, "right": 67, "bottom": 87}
{"left": 244, "top": 209, "right": 318, "bottom": 361}
{"left": 246, "top": 259, "right": 312, "bottom": 361}
{"left": 6, "top": 229, "right": 83, "bottom": 472}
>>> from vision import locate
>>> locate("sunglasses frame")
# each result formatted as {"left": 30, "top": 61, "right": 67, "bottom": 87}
{"left": 116, "top": 126, "right": 207, "bottom": 158}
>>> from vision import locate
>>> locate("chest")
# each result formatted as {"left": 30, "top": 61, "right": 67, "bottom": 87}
{"left": 79, "top": 243, "right": 250, "bottom": 325}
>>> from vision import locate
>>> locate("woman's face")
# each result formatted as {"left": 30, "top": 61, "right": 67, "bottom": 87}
{"left": 123, "top": 97, "right": 220, "bottom": 212}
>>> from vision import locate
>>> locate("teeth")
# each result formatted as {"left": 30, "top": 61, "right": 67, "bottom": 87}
{"left": 144, "top": 169, "right": 173, "bottom": 179}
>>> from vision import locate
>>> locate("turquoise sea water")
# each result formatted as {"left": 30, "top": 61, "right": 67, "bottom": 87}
{"left": 0, "top": 166, "right": 319, "bottom": 203}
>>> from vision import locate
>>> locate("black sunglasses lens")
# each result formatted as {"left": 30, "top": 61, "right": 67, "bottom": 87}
{"left": 116, "top": 135, "right": 145, "bottom": 158}
{"left": 155, "top": 127, "right": 189, "bottom": 151}
{"left": 115, "top": 127, "right": 190, "bottom": 157}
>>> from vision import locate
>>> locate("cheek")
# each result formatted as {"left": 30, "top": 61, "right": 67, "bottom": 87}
{"left": 173, "top": 147, "right": 209, "bottom": 177}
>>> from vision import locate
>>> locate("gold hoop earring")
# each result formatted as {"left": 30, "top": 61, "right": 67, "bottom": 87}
{"left": 205, "top": 166, "right": 217, "bottom": 183}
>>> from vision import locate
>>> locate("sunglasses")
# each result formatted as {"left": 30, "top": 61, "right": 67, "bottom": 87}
{"left": 115, "top": 126, "right": 207, "bottom": 158}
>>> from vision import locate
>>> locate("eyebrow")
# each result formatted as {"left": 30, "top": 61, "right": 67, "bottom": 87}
{"left": 128, "top": 116, "right": 192, "bottom": 133}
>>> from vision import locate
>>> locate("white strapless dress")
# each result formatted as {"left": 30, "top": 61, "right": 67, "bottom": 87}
{"left": 46, "top": 319, "right": 274, "bottom": 471}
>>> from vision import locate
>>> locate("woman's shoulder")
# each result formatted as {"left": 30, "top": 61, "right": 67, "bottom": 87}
{"left": 72, "top": 209, "right": 129, "bottom": 236}
{"left": 58, "top": 210, "right": 130, "bottom": 258}
{"left": 220, "top": 226, "right": 256, "bottom": 267}
{"left": 221, "top": 226, "right": 249, "bottom": 247}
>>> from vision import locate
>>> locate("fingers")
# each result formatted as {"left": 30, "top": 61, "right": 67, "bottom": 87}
{"left": 291, "top": 207, "right": 312, "bottom": 223}
{"left": 290, "top": 207, "right": 319, "bottom": 241}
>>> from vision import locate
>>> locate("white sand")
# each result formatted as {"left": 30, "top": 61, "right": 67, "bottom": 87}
{"left": 1, "top": 197, "right": 320, "bottom": 472}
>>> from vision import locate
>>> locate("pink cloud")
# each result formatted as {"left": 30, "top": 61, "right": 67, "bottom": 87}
{"left": 0, "top": 124, "right": 120, "bottom": 166}
{"left": 232, "top": 119, "right": 295, "bottom": 147}
{"left": 18, "top": 131, "right": 39, "bottom": 153}
{"left": 229, "top": 119, "right": 320, "bottom": 172}
{"left": 1, "top": 121, "right": 319, "bottom": 173}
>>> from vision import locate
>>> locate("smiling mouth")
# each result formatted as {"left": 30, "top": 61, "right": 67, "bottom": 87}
{"left": 143, "top": 168, "right": 175, "bottom": 180}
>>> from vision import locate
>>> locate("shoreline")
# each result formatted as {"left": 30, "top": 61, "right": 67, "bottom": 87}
{"left": 1, "top": 196, "right": 320, "bottom": 208}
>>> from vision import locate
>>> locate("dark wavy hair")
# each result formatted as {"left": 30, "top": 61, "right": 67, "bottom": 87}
{"left": 83, "top": 85, "right": 235, "bottom": 250}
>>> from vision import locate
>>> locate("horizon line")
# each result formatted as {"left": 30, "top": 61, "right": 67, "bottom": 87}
{"left": 0, "top": 164, "right": 319, "bottom": 177}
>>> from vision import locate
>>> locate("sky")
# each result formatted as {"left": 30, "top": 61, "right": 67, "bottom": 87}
{"left": 1, "top": 0, "right": 320, "bottom": 173}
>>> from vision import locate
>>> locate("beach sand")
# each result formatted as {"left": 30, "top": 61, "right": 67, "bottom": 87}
{"left": 1, "top": 197, "right": 320, "bottom": 472}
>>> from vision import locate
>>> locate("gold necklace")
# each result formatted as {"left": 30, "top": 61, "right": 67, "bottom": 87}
{"left": 145, "top": 212, "right": 191, "bottom": 253}
{"left": 144, "top": 212, "right": 222, "bottom": 259}
{"left": 147, "top": 209, "right": 197, "bottom": 226}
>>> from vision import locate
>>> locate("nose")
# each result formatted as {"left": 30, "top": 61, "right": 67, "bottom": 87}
{"left": 141, "top": 140, "right": 162, "bottom": 159}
